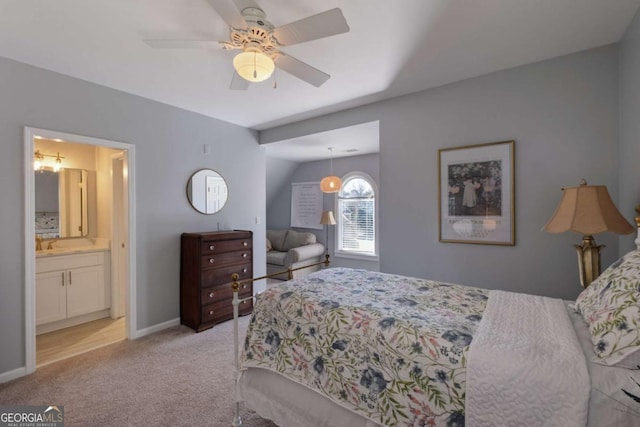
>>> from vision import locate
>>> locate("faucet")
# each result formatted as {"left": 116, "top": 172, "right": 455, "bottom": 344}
{"left": 46, "top": 240, "right": 58, "bottom": 250}
{"left": 35, "top": 236, "right": 43, "bottom": 251}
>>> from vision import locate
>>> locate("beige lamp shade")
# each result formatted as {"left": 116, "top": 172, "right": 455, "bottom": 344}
{"left": 320, "top": 210, "right": 336, "bottom": 225}
{"left": 233, "top": 51, "right": 275, "bottom": 83}
{"left": 543, "top": 181, "right": 634, "bottom": 235}
{"left": 320, "top": 176, "right": 342, "bottom": 193}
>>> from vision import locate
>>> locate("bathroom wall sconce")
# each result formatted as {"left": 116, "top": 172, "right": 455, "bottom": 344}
{"left": 34, "top": 150, "right": 64, "bottom": 172}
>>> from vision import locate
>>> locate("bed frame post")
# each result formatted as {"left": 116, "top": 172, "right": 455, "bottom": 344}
{"left": 231, "top": 273, "right": 242, "bottom": 427}
{"left": 634, "top": 205, "right": 640, "bottom": 250}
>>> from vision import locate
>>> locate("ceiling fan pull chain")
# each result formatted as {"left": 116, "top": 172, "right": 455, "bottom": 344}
{"left": 253, "top": 52, "right": 258, "bottom": 79}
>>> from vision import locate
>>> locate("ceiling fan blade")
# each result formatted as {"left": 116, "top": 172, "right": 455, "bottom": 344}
{"left": 144, "top": 40, "right": 219, "bottom": 49}
{"left": 276, "top": 54, "right": 330, "bottom": 87}
{"left": 206, "top": 0, "right": 248, "bottom": 29}
{"left": 272, "top": 8, "right": 349, "bottom": 46}
{"left": 230, "top": 72, "right": 250, "bottom": 90}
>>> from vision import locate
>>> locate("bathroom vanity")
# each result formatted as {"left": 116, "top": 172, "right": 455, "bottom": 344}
{"left": 36, "top": 244, "right": 111, "bottom": 334}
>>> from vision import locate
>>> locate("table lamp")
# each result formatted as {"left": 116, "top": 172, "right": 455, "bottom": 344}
{"left": 543, "top": 179, "right": 634, "bottom": 288}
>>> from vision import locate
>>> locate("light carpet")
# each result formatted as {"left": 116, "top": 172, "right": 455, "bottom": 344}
{"left": 0, "top": 316, "right": 277, "bottom": 427}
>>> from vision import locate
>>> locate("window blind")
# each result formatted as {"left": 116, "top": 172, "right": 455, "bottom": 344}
{"left": 338, "top": 197, "right": 375, "bottom": 254}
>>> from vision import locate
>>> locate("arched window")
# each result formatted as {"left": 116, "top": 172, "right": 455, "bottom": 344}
{"left": 336, "top": 172, "right": 377, "bottom": 258}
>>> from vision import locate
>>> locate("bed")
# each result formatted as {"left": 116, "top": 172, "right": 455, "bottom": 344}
{"left": 230, "top": 226, "right": 640, "bottom": 426}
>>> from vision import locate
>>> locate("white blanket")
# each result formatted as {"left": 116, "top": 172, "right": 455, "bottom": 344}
{"left": 466, "top": 290, "right": 590, "bottom": 426}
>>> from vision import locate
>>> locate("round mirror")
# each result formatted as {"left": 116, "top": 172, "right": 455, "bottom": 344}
{"left": 186, "top": 169, "right": 229, "bottom": 214}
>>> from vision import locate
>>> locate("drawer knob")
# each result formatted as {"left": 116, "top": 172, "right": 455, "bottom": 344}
{"left": 242, "top": 284, "right": 247, "bottom": 289}
{"left": 242, "top": 301, "right": 247, "bottom": 305}
{"left": 209, "top": 292, "right": 214, "bottom": 298}
{"left": 209, "top": 258, "right": 215, "bottom": 264}
{"left": 209, "top": 245, "right": 215, "bottom": 250}
{"left": 242, "top": 253, "right": 247, "bottom": 258}
{"left": 243, "top": 268, "right": 247, "bottom": 273}
{"left": 209, "top": 310, "right": 214, "bottom": 315}
{"left": 243, "top": 242, "right": 248, "bottom": 246}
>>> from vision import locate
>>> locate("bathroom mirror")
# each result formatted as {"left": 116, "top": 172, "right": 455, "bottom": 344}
{"left": 186, "top": 169, "right": 228, "bottom": 214}
{"left": 35, "top": 168, "right": 88, "bottom": 238}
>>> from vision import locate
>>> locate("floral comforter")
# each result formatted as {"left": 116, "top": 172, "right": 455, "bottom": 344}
{"left": 241, "top": 268, "right": 488, "bottom": 426}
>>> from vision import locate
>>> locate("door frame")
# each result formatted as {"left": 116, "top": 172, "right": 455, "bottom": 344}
{"left": 110, "top": 152, "right": 128, "bottom": 319}
{"left": 24, "top": 127, "right": 137, "bottom": 374}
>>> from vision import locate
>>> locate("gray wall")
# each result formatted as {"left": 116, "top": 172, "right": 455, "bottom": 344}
{"left": 0, "top": 57, "right": 266, "bottom": 376}
{"left": 265, "top": 156, "right": 299, "bottom": 208}
{"left": 619, "top": 9, "right": 640, "bottom": 254}
{"left": 267, "top": 153, "right": 380, "bottom": 271}
{"left": 262, "top": 45, "right": 624, "bottom": 301}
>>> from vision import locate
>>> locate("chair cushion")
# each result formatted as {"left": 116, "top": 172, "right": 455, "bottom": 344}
{"left": 282, "top": 229, "right": 316, "bottom": 251}
{"left": 266, "top": 229, "right": 288, "bottom": 252}
{"left": 266, "top": 251, "right": 287, "bottom": 266}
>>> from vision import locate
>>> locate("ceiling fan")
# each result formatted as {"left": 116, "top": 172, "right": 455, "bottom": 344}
{"left": 145, "top": 0, "right": 350, "bottom": 90}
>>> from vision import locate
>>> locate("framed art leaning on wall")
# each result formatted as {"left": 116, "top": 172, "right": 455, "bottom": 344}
{"left": 438, "top": 140, "right": 515, "bottom": 245}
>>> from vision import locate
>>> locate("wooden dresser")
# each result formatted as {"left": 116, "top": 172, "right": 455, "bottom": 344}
{"left": 180, "top": 230, "right": 253, "bottom": 332}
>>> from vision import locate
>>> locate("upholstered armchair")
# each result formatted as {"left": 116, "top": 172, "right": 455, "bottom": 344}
{"left": 266, "top": 229, "right": 325, "bottom": 280}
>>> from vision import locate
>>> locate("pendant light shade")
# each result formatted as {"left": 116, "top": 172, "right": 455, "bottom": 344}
{"left": 233, "top": 50, "right": 275, "bottom": 83}
{"left": 320, "top": 147, "right": 342, "bottom": 193}
{"left": 320, "top": 176, "right": 342, "bottom": 193}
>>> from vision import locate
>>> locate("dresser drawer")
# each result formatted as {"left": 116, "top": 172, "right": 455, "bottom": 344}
{"left": 201, "top": 298, "right": 253, "bottom": 323}
{"left": 201, "top": 238, "right": 252, "bottom": 255}
{"left": 201, "top": 250, "right": 251, "bottom": 268}
{"left": 200, "top": 281, "right": 251, "bottom": 304}
{"left": 201, "top": 263, "right": 252, "bottom": 288}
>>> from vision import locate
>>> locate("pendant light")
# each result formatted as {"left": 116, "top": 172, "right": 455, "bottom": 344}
{"left": 320, "top": 147, "right": 342, "bottom": 193}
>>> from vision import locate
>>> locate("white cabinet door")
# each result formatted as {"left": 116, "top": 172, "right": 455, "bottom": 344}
{"left": 36, "top": 270, "right": 67, "bottom": 325}
{"left": 66, "top": 265, "right": 106, "bottom": 318}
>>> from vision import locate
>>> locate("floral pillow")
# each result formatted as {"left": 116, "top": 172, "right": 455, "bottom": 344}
{"left": 575, "top": 250, "right": 640, "bottom": 368}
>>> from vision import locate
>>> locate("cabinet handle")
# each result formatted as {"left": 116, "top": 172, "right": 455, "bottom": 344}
{"left": 209, "top": 245, "right": 215, "bottom": 250}
{"left": 69, "top": 271, "right": 72, "bottom": 285}
{"left": 209, "top": 310, "right": 214, "bottom": 315}
{"left": 242, "top": 253, "right": 247, "bottom": 258}
{"left": 242, "top": 284, "right": 247, "bottom": 290}
{"left": 242, "top": 300, "right": 247, "bottom": 305}
{"left": 209, "top": 258, "right": 215, "bottom": 264}
{"left": 61, "top": 272, "right": 65, "bottom": 287}
{"left": 208, "top": 292, "right": 214, "bottom": 298}
{"left": 243, "top": 268, "right": 247, "bottom": 273}
{"left": 243, "top": 242, "right": 248, "bottom": 246}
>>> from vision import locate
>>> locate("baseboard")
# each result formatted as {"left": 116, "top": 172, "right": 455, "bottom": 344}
{"left": 132, "top": 317, "right": 180, "bottom": 339}
{"left": 0, "top": 366, "right": 27, "bottom": 384}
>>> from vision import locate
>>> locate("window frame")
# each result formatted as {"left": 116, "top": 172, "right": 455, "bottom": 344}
{"left": 334, "top": 171, "right": 379, "bottom": 261}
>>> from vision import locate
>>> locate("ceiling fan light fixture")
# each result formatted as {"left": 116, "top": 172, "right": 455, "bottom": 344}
{"left": 233, "top": 50, "right": 274, "bottom": 82}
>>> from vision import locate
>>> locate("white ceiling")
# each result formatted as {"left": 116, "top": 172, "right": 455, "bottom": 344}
{"left": 1, "top": 0, "right": 638, "bottom": 158}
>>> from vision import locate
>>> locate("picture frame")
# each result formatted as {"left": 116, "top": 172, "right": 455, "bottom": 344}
{"left": 438, "top": 140, "right": 515, "bottom": 245}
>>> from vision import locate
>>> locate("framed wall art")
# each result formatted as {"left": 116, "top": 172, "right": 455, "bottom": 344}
{"left": 438, "top": 140, "right": 515, "bottom": 245}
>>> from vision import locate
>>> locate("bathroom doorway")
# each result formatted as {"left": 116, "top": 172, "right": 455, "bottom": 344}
{"left": 24, "top": 127, "right": 137, "bottom": 373}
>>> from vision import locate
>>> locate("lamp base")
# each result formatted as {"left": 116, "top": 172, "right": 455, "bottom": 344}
{"left": 574, "top": 235, "right": 604, "bottom": 288}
